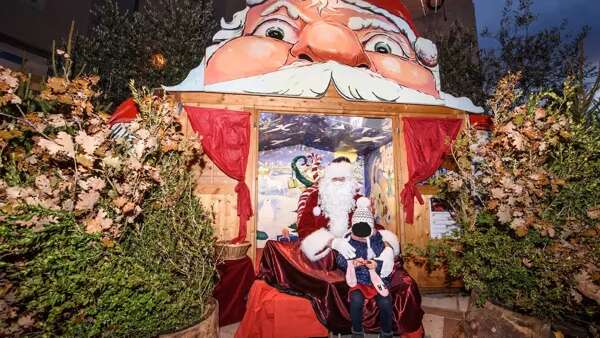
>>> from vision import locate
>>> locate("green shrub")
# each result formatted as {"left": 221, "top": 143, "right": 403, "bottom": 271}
{"left": 1, "top": 207, "right": 213, "bottom": 337}
{"left": 404, "top": 75, "right": 600, "bottom": 328}
{"left": 1, "top": 56, "right": 216, "bottom": 336}
{"left": 124, "top": 154, "right": 218, "bottom": 325}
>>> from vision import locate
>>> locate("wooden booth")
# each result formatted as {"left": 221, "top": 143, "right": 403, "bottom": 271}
{"left": 177, "top": 84, "right": 468, "bottom": 289}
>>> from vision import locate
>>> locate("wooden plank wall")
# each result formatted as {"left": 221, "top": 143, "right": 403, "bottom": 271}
{"left": 195, "top": 159, "right": 239, "bottom": 241}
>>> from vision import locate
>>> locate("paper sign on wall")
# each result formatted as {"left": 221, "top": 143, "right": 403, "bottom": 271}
{"left": 429, "top": 198, "right": 459, "bottom": 239}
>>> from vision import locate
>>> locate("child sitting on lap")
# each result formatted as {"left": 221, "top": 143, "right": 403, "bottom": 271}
{"left": 335, "top": 197, "right": 393, "bottom": 338}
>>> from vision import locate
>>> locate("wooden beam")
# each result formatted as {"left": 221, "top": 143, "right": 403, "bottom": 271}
{"left": 177, "top": 91, "right": 465, "bottom": 117}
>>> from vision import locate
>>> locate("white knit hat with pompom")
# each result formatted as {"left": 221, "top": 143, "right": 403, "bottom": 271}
{"left": 352, "top": 197, "right": 376, "bottom": 259}
{"left": 352, "top": 197, "right": 373, "bottom": 227}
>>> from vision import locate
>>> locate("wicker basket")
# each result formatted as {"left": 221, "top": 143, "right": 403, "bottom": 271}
{"left": 215, "top": 240, "right": 251, "bottom": 261}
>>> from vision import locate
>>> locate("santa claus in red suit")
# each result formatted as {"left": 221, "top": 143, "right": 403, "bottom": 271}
{"left": 298, "top": 157, "right": 400, "bottom": 278}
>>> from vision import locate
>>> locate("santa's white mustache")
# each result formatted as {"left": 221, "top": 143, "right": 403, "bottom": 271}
{"left": 204, "top": 60, "right": 439, "bottom": 104}
{"left": 167, "top": 59, "right": 482, "bottom": 112}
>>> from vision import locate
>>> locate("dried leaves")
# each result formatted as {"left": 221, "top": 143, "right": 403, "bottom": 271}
{"left": 574, "top": 267, "right": 600, "bottom": 305}
{"left": 480, "top": 109, "right": 571, "bottom": 236}
{"left": 75, "top": 190, "right": 100, "bottom": 211}
{"left": 417, "top": 73, "right": 600, "bottom": 319}
{"left": 437, "top": 73, "right": 576, "bottom": 238}
{"left": 458, "top": 75, "right": 573, "bottom": 236}
{"left": 85, "top": 209, "right": 113, "bottom": 234}
{"left": 1, "top": 65, "right": 202, "bottom": 241}
{"left": 39, "top": 75, "right": 99, "bottom": 115}
{"left": 75, "top": 130, "right": 104, "bottom": 155}
{"left": 0, "top": 66, "right": 24, "bottom": 106}
{"left": 37, "top": 131, "right": 75, "bottom": 157}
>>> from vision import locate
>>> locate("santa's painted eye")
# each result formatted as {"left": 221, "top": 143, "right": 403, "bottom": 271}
{"left": 374, "top": 42, "right": 391, "bottom": 54}
{"left": 267, "top": 27, "right": 284, "bottom": 40}
{"left": 364, "top": 34, "right": 408, "bottom": 58}
{"left": 253, "top": 19, "right": 299, "bottom": 44}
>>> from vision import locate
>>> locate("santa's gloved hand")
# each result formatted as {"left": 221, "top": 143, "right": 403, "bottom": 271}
{"left": 313, "top": 206, "right": 322, "bottom": 216}
{"left": 375, "top": 247, "right": 395, "bottom": 278}
{"left": 331, "top": 238, "right": 356, "bottom": 259}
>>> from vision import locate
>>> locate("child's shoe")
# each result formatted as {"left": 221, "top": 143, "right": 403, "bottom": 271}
{"left": 351, "top": 330, "right": 365, "bottom": 338}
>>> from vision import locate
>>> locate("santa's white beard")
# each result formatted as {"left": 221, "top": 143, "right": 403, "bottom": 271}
{"left": 319, "top": 179, "right": 356, "bottom": 237}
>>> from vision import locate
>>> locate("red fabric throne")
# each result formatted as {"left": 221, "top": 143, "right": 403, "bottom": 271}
{"left": 257, "top": 240, "right": 424, "bottom": 335}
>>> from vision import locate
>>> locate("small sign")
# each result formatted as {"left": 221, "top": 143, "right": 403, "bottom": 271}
{"left": 429, "top": 198, "right": 459, "bottom": 239}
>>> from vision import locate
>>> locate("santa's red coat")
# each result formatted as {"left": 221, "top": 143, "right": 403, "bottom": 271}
{"left": 296, "top": 187, "right": 400, "bottom": 262}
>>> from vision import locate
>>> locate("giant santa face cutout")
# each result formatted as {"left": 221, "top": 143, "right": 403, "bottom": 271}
{"left": 205, "top": 0, "right": 439, "bottom": 97}
{"left": 165, "top": 0, "right": 486, "bottom": 112}
{"left": 165, "top": 0, "right": 484, "bottom": 111}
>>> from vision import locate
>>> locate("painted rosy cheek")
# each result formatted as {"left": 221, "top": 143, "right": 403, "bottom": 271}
{"left": 368, "top": 52, "right": 439, "bottom": 98}
{"left": 205, "top": 36, "right": 291, "bottom": 85}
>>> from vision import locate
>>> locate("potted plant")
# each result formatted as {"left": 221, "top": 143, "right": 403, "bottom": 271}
{"left": 0, "top": 36, "right": 218, "bottom": 336}
{"left": 124, "top": 123, "right": 220, "bottom": 337}
{"left": 404, "top": 73, "right": 600, "bottom": 337}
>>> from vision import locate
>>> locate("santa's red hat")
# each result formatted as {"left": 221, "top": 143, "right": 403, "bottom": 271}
{"left": 363, "top": 0, "right": 419, "bottom": 35}
{"left": 330, "top": 0, "right": 422, "bottom": 47}
{"left": 247, "top": 0, "right": 419, "bottom": 37}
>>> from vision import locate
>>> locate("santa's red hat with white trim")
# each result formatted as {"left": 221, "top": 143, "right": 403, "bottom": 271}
{"left": 362, "top": 0, "right": 419, "bottom": 35}
{"left": 245, "top": 0, "right": 439, "bottom": 70}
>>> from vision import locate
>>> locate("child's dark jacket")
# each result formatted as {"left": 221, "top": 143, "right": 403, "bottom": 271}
{"left": 335, "top": 231, "right": 392, "bottom": 287}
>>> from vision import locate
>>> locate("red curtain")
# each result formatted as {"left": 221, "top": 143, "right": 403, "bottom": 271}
{"left": 109, "top": 98, "right": 140, "bottom": 125}
{"left": 401, "top": 117, "right": 463, "bottom": 224}
{"left": 185, "top": 106, "right": 252, "bottom": 243}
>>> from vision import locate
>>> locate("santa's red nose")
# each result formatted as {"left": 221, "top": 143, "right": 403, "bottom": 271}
{"left": 290, "top": 21, "right": 372, "bottom": 69}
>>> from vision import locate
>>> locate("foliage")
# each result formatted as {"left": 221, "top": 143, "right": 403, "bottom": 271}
{"left": 124, "top": 153, "right": 217, "bottom": 321}
{"left": 407, "top": 224, "right": 576, "bottom": 319}
{"left": 437, "top": 0, "right": 595, "bottom": 108}
{"left": 480, "top": 0, "right": 592, "bottom": 99}
{"left": 0, "top": 42, "right": 215, "bottom": 336}
{"left": 1, "top": 208, "right": 211, "bottom": 337}
{"left": 405, "top": 73, "right": 600, "bottom": 327}
{"left": 74, "top": 0, "right": 218, "bottom": 106}
{"left": 1, "top": 51, "right": 200, "bottom": 239}
{"left": 433, "top": 22, "right": 485, "bottom": 106}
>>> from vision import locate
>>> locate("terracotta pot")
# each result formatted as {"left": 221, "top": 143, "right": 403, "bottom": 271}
{"left": 160, "top": 298, "right": 219, "bottom": 338}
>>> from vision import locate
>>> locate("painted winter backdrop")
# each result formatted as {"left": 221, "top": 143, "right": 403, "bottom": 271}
{"left": 256, "top": 113, "right": 396, "bottom": 247}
